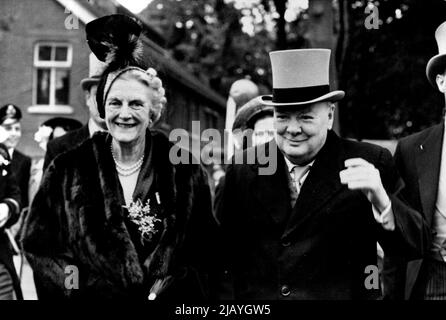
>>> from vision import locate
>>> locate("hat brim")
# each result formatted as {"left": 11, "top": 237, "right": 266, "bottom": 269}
{"left": 259, "top": 90, "right": 345, "bottom": 107}
{"left": 80, "top": 77, "right": 100, "bottom": 90}
{"left": 1, "top": 118, "right": 19, "bottom": 126}
{"left": 426, "top": 54, "right": 446, "bottom": 87}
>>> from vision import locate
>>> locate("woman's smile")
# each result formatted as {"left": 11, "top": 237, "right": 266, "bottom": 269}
{"left": 114, "top": 122, "right": 138, "bottom": 129}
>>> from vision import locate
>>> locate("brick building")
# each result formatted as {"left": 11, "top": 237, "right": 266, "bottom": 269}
{"left": 0, "top": 0, "right": 226, "bottom": 158}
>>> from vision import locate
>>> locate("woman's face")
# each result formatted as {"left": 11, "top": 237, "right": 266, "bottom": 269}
{"left": 105, "top": 78, "right": 152, "bottom": 145}
{"left": 52, "top": 126, "right": 67, "bottom": 139}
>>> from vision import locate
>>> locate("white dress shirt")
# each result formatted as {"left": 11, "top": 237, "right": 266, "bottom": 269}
{"left": 283, "top": 156, "right": 313, "bottom": 195}
{"left": 284, "top": 154, "right": 395, "bottom": 231}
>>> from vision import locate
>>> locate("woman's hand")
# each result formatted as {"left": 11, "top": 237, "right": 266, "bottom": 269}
{"left": 339, "top": 158, "right": 391, "bottom": 212}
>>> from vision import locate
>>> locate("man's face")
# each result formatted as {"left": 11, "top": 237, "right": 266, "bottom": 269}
{"left": 274, "top": 102, "right": 335, "bottom": 165}
{"left": 0, "top": 121, "right": 21, "bottom": 149}
{"left": 85, "top": 84, "right": 107, "bottom": 130}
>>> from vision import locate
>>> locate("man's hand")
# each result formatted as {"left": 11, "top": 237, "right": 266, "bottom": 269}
{"left": 339, "top": 158, "right": 390, "bottom": 212}
{"left": 0, "top": 203, "right": 9, "bottom": 228}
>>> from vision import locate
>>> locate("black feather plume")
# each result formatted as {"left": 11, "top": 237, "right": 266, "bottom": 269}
{"left": 86, "top": 14, "right": 144, "bottom": 71}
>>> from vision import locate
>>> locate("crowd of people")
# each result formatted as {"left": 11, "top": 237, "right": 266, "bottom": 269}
{"left": 0, "top": 13, "right": 445, "bottom": 301}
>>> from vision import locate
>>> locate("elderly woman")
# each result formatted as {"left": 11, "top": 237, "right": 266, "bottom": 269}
{"left": 21, "top": 15, "right": 217, "bottom": 300}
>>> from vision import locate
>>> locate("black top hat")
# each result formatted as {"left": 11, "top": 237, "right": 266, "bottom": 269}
{"left": 0, "top": 104, "right": 22, "bottom": 125}
{"left": 260, "top": 49, "right": 344, "bottom": 106}
{"left": 42, "top": 117, "right": 82, "bottom": 132}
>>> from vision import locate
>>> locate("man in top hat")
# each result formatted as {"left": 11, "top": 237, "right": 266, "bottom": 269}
{"left": 383, "top": 21, "right": 446, "bottom": 300}
{"left": 0, "top": 104, "right": 31, "bottom": 209}
{"left": 43, "top": 53, "right": 108, "bottom": 171}
{"left": 215, "top": 49, "right": 428, "bottom": 299}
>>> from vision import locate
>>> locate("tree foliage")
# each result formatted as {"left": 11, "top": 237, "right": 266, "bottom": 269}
{"left": 142, "top": 0, "right": 446, "bottom": 139}
{"left": 142, "top": 0, "right": 281, "bottom": 96}
{"left": 340, "top": 0, "right": 446, "bottom": 139}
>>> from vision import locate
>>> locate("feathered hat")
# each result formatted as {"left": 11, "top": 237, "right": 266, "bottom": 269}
{"left": 85, "top": 14, "right": 165, "bottom": 118}
{"left": 80, "top": 53, "right": 107, "bottom": 91}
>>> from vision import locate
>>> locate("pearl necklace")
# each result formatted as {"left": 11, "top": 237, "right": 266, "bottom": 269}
{"left": 111, "top": 145, "right": 144, "bottom": 176}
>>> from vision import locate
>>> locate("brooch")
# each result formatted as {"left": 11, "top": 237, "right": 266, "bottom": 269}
{"left": 124, "top": 198, "right": 161, "bottom": 242}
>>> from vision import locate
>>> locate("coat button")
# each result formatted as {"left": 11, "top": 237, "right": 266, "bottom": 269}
{"left": 281, "top": 285, "right": 291, "bottom": 297}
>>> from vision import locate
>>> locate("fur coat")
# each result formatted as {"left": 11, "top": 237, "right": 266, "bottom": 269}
{"left": 21, "top": 130, "right": 218, "bottom": 300}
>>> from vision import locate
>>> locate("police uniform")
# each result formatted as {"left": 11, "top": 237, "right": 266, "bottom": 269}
{"left": 0, "top": 104, "right": 31, "bottom": 208}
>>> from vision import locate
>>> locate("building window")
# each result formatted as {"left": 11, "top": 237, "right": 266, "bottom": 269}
{"left": 30, "top": 42, "right": 73, "bottom": 114}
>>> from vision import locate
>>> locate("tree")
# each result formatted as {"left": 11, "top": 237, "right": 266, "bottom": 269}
{"left": 141, "top": 0, "right": 277, "bottom": 97}
{"left": 339, "top": 0, "right": 446, "bottom": 139}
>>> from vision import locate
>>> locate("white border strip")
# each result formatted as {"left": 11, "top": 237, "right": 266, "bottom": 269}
{"left": 55, "top": 0, "right": 97, "bottom": 24}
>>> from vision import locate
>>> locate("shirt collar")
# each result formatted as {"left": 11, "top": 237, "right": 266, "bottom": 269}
{"left": 8, "top": 148, "right": 13, "bottom": 159}
{"left": 283, "top": 154, "right": 315, "bottom": 173}
{"left": 88, "top": 118, "right": 106, "bottom": 137}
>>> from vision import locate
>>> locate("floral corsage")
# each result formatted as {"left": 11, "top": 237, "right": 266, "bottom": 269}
{"left": 124, "top": 197, "right": 161, "bottom": 242}
{"left": 0, "top": 154, "right": 9, "bottom": 177}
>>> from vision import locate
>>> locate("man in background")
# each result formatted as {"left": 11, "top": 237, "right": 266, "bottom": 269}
{"left": 43, "top": 53, "right": 107, "bottom": 171}
{"left": 0, "top": 141, "right": 22, "bottom": 300}
{"left": 0, "top": 104, "right": 31, "bottom": 209}
{"left": 384, "top": 20, "right": 446, "bottom": 300}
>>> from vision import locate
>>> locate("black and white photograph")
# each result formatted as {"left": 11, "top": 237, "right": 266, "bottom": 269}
{"left": 0, "top": 0, "right": 445, "bottom": 314}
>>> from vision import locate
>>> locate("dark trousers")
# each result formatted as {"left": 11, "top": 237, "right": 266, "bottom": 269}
{"left": 413, "top": 258, "right": 446, "bottom": 300}
{"left": 0, "top": 263, "right": 14, "bottom": 300}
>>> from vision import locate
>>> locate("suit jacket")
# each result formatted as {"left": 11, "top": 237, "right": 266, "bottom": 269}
{"left": 11, "top": 150, "right": 31, "bottom": 208}
{"left": 383, "top": 123, "right": 443, "bottom": 299}
{"left": 22, "top": 131, "right": 218, "bottom": 300}
{"left": 216, "top": 130, "right": 427, "bottom": 300}
{"left": 43, "top": 125, "right": 89, "bottom": 172}
{"left": 0, "top": 160, "right": 23, "bottom": 299}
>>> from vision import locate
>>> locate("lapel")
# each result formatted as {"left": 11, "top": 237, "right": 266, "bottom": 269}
{"left": 282, "top": 130, "right": 345, "bottom": 239}
{"left": 79, "top": 124, "right": 90, "bottom": 141}
{"left": 89, "top": 131, "right": 177, "bottom": 288}
{"left": 90, "top": 132, "right": 144, "bottom": 285}
{"left": 11, "top": 149, "right": 22, "bottom": 164}
{"left": 416, "top": 122, "right": 444, "bottom": 226}
{"left": 132, "top": 131, "right": 155, "bottom": 202}
{"left": 251, "top": 140, "right": 291, "bottom": 226}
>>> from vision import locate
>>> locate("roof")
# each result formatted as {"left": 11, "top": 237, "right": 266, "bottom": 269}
{"left": 54, "top": 0, "right": 226, "bottom": 112}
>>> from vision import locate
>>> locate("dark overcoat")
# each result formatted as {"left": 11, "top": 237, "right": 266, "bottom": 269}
{"left": 43, "top": 125, "right": 89, "bottom": 171}
{"left": 11, "top": 149, "right": 31, "bottom": 208}
{"left": 383, "top": 123, "right": 443, "bottom": 299}
{"left": 216, "top": 130, "right": 428, "bottom": 300}
{"left": 22, "top": 131, "right": 218, "bottom": 300}
{"left": 0, "top": 152, "right": 23, "bottom": 299}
